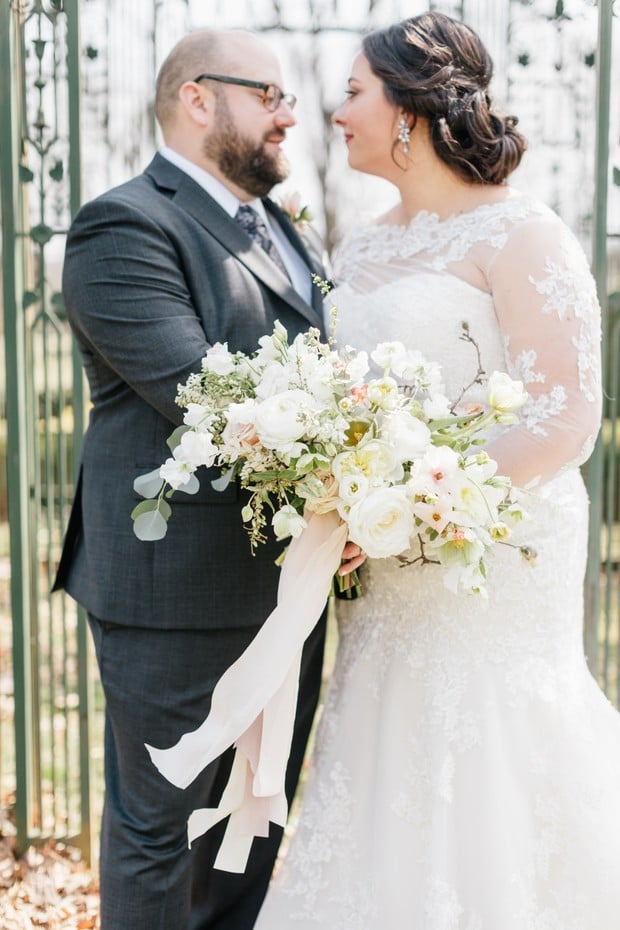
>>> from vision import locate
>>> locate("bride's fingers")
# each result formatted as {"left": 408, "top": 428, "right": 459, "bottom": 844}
{"left": 341, "top": 541, "right": 362, "bottom": 560}
{"left": 338, "top": 542, "right": 367, "bottom": 575}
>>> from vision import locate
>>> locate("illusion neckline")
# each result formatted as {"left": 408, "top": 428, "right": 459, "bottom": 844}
{"left": 375, "top": 189, "right": 528, "bottom": 233}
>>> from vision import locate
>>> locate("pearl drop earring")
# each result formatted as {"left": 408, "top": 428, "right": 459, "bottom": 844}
{"left": 398, "top": 117, "right": 411, "bottom": 154}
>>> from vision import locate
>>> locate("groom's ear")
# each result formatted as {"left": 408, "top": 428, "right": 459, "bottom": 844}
{"left": 178, "top": 81, "right": 214, "bottom": 129}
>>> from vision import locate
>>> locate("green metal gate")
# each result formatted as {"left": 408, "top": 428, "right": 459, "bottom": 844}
{"left": 0, "top": 0, "right": 94, "bottom": 860}
{"left": 584, "top": 0, "right": 620, "bottom": 704}
{"left": 0, "top": 0, "right": 618, "bottom": 861}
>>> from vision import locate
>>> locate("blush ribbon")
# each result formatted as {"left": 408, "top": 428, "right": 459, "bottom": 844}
{"left": 145, "top": 509, "right": 348, "bottom": 872}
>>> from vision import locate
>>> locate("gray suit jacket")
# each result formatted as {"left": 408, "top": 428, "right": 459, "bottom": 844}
{"left": 55, "top": 153, "right": 326, "bottom": 629}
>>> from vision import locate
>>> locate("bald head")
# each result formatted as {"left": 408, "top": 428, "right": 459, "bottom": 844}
{"left": 155, "top": 29, "right": 277, "bottom": 132}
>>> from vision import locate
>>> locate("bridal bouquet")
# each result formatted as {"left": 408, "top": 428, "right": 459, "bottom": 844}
{"left": 137, "top": 312, "right": 530, "bottom": 873}
{"left": 132, "top": 315, "right": 528, "bottom": 597}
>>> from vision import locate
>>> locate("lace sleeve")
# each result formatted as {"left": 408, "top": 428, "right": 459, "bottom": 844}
{"left": 484, "top": 215, "right": 602, "bottom": 489}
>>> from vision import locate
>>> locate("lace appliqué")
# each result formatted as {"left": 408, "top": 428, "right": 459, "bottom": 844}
{"left": 275, "top": 760, "right": 377, "bottom": 927}
{"left": 509, "top": 347, "right": 568, "bottom": 437}
{"left": 527, "top": 229, "right": 600, "bottom": 404}
{"left": 334, "top": 196, "right": 548, "bottom": 282}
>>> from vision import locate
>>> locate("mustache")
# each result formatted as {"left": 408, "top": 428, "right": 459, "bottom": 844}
{"left": 264, "top": 131, "right": 286, "bottom": 144}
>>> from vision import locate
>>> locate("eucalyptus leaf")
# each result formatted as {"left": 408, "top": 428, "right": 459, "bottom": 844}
{"left": 133, "top": 509, "right": 169, "bottom": 541}
{"left": 211, "top": 466, "right": 235, "bottom": 492}
{"left": 177, "top": 473, "right": 200, "bottom": 495}
{"left": 131, "top": 499, "right": 171, "bottom": 520}
{"left": 133, "top": 468, "right": 164, "bottom": 499}
{"left": 241, "top": 504, "right": 253, "bottom": 522}
{"left": 167, "top": 425, "right": 190, "bottom": 451}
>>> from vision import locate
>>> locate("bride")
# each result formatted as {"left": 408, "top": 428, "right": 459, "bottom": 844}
{"left": 255, "top": 11, "right": 620, "bottom": 929}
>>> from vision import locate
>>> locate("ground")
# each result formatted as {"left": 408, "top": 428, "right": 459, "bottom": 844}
{"left": 0, "top": 802, "right": 99, "bottom": 930}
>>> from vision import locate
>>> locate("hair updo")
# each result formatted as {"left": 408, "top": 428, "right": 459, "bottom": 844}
{"left": 362, "top": 12, "right": 527, "bottom": 184}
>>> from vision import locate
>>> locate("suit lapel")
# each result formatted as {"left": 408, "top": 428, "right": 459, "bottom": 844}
{"left": 264, "top": 199, "right": 326, "bottom": 320}
{"left": 145, "top": 155, "right": 323, "bottom": 330}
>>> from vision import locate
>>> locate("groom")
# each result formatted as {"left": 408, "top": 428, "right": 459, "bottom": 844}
{"left": 54, "top": 28, "right": 330, "bottom": 930}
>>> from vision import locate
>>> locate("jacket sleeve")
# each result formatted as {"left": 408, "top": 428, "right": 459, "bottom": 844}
{"left": 62, "top": 195, "right": 210, "bottom": 425}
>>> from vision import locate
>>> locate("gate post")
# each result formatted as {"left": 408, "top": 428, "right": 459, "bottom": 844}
{"left": 0, "top": 0, "right": 37, "bottom": 850}
{"left": 1, "top": 0, "right": 92, "bottom": 860}
{"left": 584, "top": 0, "right": 613, "bottom": 672}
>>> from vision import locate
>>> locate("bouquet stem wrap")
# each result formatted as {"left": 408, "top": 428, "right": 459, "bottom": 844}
{"left": 145, "top": 510, "right": 348, "bottom": 873}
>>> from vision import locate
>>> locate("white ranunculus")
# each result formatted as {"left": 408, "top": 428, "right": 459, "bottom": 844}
{"left": 272, "top": 505, "right": 307, "bottom": 540}
{"left": 346, "top": 486, "right": 414, "bottom": 559}
{"left": 253, "top": 389, "right": 316, "bottom": 451}
{"left": 370, "top": 341, "right": 408, "bottom": 372}
{"left": 201, "top": 342, "right": 236, "bottom": 375}
{"left": 254, "top": 362, "right": 294, "bottom": 399}
{"left": 381, "top": 410, "right": 431, "bottom": 462}
{"left": 487, "top": 371, "right": 528, "bottom": 413}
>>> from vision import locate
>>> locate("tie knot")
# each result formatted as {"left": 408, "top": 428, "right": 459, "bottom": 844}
{"left": 235, "top": 204, "right": 264, "bottom": 235}
{"left": 234, "top": 204, "right": 290, "bottom": 280}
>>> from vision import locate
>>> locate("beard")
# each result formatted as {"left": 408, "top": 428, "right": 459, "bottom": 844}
{"left": 203, "top": 94, "right": 290, "bottom": 198}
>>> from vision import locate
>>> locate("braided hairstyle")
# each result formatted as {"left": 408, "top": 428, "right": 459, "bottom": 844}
{"left": 362, "top": 12, "right": 526, "bottom": 184}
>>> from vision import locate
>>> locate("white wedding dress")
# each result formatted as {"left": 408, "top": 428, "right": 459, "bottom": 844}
{"left": 255, "top": 192, "right": 620, "bottom": 929}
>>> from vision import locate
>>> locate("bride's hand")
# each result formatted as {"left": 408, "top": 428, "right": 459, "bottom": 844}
{"left": 338, "top": 541, "right": 367, "bottom": 576}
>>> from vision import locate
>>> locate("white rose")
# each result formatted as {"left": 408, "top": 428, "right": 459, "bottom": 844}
{"left": 381, "top": 410, "right": 431, "bottom": 462}
{"left": 346, "top": 486, "right": 414, "bottom": 559}
{"left": 272, "top": 505, "right": 307, "bottom": 540}
{"left": 253, "top": 389, "right": 316, "bottom": 451}
{"left": 487, "top": 371, "right": 528, "bottom": 413}
{"left": 201, "top": 342, "right": 236, "bottom": 375}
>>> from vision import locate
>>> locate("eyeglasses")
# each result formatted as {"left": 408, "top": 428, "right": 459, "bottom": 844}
{"left": 193, "top": 73, "right": 297, "bottom": 112}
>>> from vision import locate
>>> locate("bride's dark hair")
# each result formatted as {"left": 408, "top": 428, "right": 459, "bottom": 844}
{"left": 362, "top": 12, "right": 526, "bottom": 184}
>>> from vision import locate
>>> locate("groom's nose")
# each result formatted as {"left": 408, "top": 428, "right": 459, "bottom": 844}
{"left": 273, "top": 102, "right": 296, "bottom": 129}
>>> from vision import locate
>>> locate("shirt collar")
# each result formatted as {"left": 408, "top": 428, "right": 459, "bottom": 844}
{"left": 159, "top": 146, "right": 269, "bottom": 223}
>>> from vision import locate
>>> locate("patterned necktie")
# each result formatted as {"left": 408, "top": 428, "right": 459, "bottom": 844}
{"left": 235, "top": 204, "right": 290, "bottom": 279}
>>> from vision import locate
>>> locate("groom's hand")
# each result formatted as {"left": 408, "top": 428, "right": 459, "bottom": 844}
{"left": 338, "top": 541, "right": 367, "bottom": 576}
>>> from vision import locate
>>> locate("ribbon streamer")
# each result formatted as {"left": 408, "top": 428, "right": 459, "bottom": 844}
{"left": 145, "top": 510, "right": 348, "bottom": 872}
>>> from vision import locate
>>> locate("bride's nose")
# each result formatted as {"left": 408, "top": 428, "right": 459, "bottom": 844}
{"left": 332, "top": 105, "right": 345, "bottom": 127}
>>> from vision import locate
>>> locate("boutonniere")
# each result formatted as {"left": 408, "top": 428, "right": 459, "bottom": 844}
{"left": 278, "top": 192, "right": 313, "bottom": 232}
